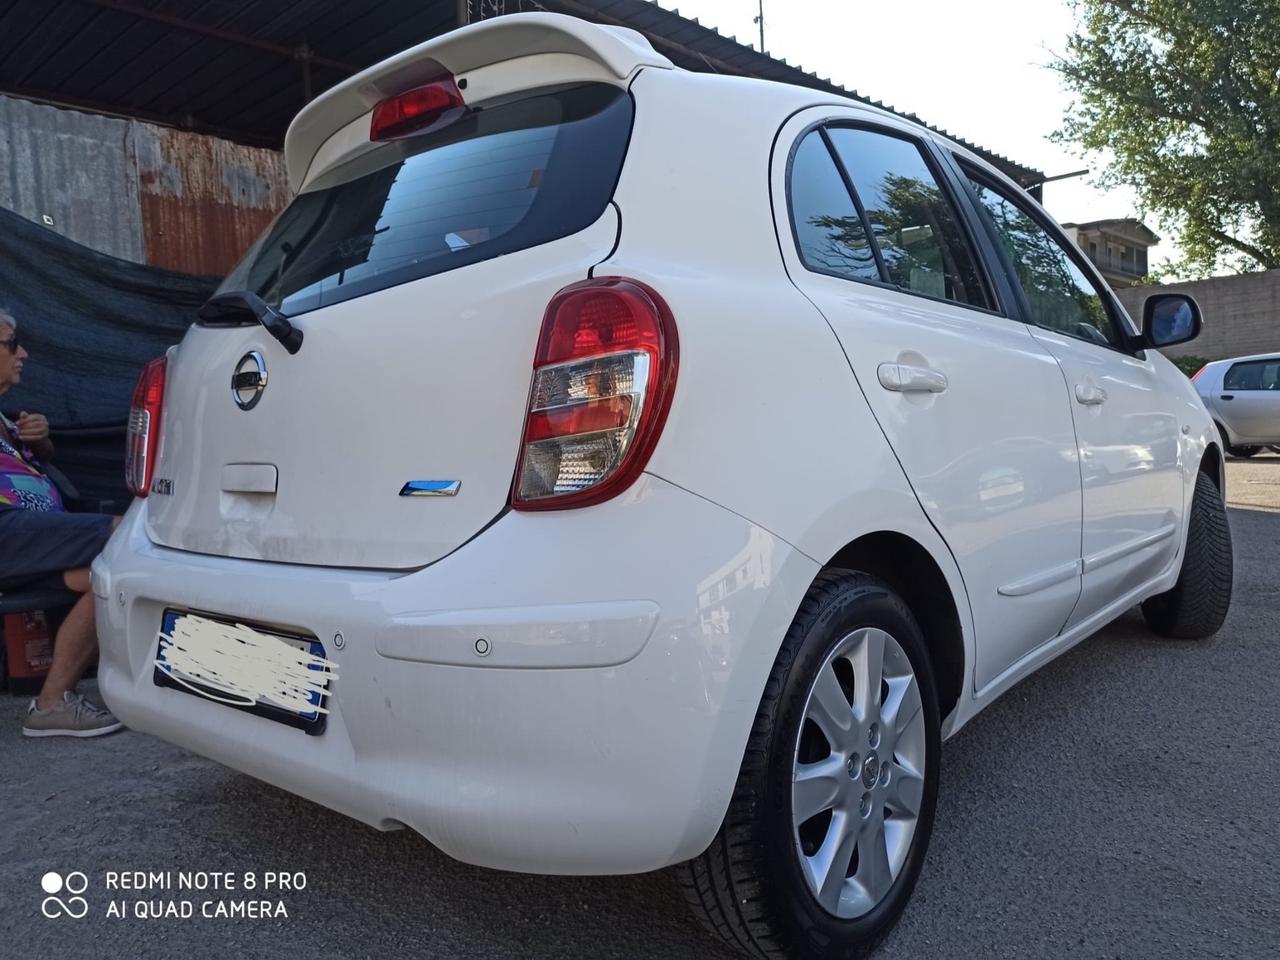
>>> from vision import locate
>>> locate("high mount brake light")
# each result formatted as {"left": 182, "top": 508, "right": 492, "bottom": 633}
{"left": 512, "top": 278, "right": 678, "bottom": 511}
{"left": 369, "top": 77, "right": 466, "bottom": 141}
{"left": 126, "top": 356, "right": 167, "bottom": 497}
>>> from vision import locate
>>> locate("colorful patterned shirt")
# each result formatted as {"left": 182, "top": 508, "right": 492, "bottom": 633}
{"left": 0, "top": 412, "right": 63, "bottom": 512}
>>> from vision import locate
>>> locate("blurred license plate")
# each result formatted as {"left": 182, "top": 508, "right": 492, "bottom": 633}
{"left": 153, "top": 609, "right": 331, "bottom": 735}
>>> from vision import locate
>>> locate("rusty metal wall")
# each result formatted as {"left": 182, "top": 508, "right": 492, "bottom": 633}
{"left": 0, "top": 93, "right": 290, "bottom": 277}
{"left": 132, "top": 124, "right": 290, "bottom": 276}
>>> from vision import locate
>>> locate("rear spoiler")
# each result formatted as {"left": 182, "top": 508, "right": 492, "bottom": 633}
{"left": 284, "top": 12, "right": 673, "bottom": 192}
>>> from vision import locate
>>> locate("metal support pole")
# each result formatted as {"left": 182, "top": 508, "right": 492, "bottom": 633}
{"left": 296, "top": 44, "right": 313, "bottom": 103}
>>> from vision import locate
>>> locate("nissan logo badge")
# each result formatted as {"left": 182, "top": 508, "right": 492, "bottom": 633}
{"left": 231, "top": 351, "right": 268, "bottom": 410}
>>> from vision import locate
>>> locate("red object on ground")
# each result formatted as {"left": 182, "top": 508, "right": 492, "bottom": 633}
{"left": 4, "top": 611, "right": 53, "bottom": 679}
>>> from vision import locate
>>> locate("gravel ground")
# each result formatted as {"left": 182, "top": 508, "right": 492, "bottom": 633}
{"left": 3, "top": 456, "right": 1278, "bottom": 959}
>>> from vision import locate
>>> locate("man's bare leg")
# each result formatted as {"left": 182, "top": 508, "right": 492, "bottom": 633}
{"left": 35, "top": 516, "right": 121, "bottom": 710}
{"left": 36, "top": 572, "right": 96, "bottom": 710}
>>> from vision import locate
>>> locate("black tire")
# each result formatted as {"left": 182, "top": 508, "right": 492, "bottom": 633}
{"left": 677, "top": 570, "right": 941, "bottom": 960}
{"left": 1216, "top": 423, "right": 1259, "bottom": 459}
{"left": 1141, "top": 471, "right": 1233, "bottom": 638}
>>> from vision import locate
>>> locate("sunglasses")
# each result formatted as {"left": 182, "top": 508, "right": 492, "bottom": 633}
{"left": 0, "top": 334, "right": 18, "bottom": 354}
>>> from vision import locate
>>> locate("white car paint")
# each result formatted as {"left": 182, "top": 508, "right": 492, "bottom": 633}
{"left": 98, "top": 476, "right": 821, "bottom": 873}
{"left": 143, "top": 209, "right": 621, "bottom": 568}
{"left": 1028, "top": 327, "right": 1186, "bottom": 631}
{"left": 95, "top": 12, "right": 1220, "bottom": 877}
{"left": 1195, "top": 353, "right": 1280, "bottom": 448}
{"left": 768, "top": 105, "right": 1085, "bottom": 692}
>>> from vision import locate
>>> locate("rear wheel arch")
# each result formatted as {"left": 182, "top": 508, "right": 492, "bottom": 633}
{"left": 824, "top": 531, "right": 965, "bottom": 723}
{"left": 1213, "top": 419, "right": 1236, "bottom": 449}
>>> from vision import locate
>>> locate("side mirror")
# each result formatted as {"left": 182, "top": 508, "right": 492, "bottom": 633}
{"left": 1142, "top": 293, "right": 1201, "bottom": 348}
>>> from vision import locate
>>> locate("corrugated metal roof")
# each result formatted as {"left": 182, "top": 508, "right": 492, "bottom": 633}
{"left": 0, "top": 0, "right": 455, "bottom": 146}
{"left": 0, "top": 0, "right": 1043, "bottom": 186}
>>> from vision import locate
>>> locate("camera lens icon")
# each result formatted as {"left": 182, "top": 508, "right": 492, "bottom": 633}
{"left": 41, "top": 871, "right": 88, "bottom": 919}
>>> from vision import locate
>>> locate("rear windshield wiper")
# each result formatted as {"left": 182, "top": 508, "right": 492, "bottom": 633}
{"left": 198, "top": 290, "right": 304, "bottom": 355}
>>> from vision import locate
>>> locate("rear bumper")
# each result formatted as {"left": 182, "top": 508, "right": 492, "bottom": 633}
{"left": 93, "top": 474, "right": 818, "bottom": 874}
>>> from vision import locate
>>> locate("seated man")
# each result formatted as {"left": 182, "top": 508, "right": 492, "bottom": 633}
{"left": 0, "top": 308, "right": 122, "bottom": 737}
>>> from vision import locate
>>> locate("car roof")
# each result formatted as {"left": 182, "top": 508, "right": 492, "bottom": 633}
{"left": 661, "top": 67, "right": 1021, "bottom": 190}
{"left": 1208, "top": 353, "right": 1280, "bottom": 367}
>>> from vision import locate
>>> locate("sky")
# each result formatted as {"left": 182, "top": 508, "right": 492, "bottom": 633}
{"left": 649, "top": 0, "right": 1177, "bottom": 268}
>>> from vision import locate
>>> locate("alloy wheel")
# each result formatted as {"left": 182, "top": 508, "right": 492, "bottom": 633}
{"left": 791, "top": 627, "right": 927, "bottom": 919}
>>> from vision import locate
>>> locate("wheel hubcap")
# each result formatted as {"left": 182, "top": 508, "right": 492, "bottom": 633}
{"left": 861, "top": 753, "right": 880, "bottom": 789}
{"left": 790, "top": 627, "right": 927, "bottom": 919}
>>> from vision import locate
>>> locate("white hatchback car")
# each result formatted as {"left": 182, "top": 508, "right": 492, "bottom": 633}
{"left": 95, "top": 13, "right": 1234, "bottom": 958}
{"left": 1193, "top": 353, "right": 1280, "bottom": 457}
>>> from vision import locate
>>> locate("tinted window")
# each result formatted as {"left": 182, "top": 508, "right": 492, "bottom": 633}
{"left": 1224, "top": 359, "right": 1280, "bottom": 391}
{"left": 788, "top": 131, "right": 879, "bottom": 282}
{"left": 215, "top": 84, "right": 632, "bottom": 317}
{"left": 826, "top": 128, "right": 990, "bottom": 308}
{"left": 966, "top": 174, "right": 1123, "bottom": 348}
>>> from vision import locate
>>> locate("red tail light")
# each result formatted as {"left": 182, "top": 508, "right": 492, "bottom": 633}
{"left": 126, "top": 356, "right": 167, "bottom": 497}
{"left": 512, "top": 278, "right": 678, "bottom": 510}
{"left": 1190, "top": 365, "right": 1206, "bottom": 382}
{"left": 369, "top": 77, "right": 466, "bottom": 141}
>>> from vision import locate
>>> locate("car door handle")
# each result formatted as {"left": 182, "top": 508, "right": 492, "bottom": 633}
{"left": 1220, "top": 394, "right": 1234, "bottom": 401}
{"left": 1074, "top": 383, "right": 1108, "bottom": 405}
{"left": 878, "top": 363, "right": 948, "bottom": 394}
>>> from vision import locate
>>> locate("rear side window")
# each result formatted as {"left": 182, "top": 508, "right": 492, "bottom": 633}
{"left": 215, "top": 83, "right": 633, "bottom": 317}
{"left": 787, "top": 126, "right": 991, "bottom": 310}
{"left": 825, "top": 128, "right": 990, "bottom": 308}
{"left": 789, "top": 131, "right": 880, "bottom": 283}
{"left": 1223, "top": 359, "right": 1280, "bottom": 391}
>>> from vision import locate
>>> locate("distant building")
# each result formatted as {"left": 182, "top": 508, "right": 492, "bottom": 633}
{"left": 1063, "top": 219, "right": 1161, "bottom": 288}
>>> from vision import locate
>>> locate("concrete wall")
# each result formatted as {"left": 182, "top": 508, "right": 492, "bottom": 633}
{"left": 1113, "top": 270, "right": 1280, "bottom": 360}
{"left": 0, "top": 93, "right": 290, "bottom": 276}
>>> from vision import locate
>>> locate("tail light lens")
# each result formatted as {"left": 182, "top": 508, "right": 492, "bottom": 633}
{"left": 1190, "top": 365, "right": 1206, "bottom": 382}
{"left": 512, "top": 278, "right": 678, "bottom": 510}
{"left": 126, "top": 356, "right": 167, "bottom": 497}
{"left": 370, "top": 77, "right": 466, "bottom": 141}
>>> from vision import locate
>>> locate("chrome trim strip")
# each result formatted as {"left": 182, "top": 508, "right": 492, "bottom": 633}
{"left": 399, "top": 480, "right": 461, "bottom": 497}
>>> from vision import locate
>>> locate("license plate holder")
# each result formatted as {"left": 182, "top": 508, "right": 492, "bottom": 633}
{"left": 153, "top": 609, "right": 331, "bottom": 735}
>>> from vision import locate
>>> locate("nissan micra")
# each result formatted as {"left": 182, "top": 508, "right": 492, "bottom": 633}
{"left": 95, "top": 13, "right": 1233, "bottom": 959}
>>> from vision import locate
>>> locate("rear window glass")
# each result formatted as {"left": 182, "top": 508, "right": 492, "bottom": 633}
{"left": 214, "top": 83, "right": 633, "bottom": 317}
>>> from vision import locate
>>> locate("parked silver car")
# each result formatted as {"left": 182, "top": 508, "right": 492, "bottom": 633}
{"left": 1194, "top": 354, "right": 1280, "bottom": 457}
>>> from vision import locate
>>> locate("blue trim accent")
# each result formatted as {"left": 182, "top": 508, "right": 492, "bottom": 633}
{"left": 399, "top": 480, "right": 461, "bottom": 497}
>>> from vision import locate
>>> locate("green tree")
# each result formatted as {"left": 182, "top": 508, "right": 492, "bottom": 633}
{"left": 1053, "top": 0, "right": 1280, "bottom": 276}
